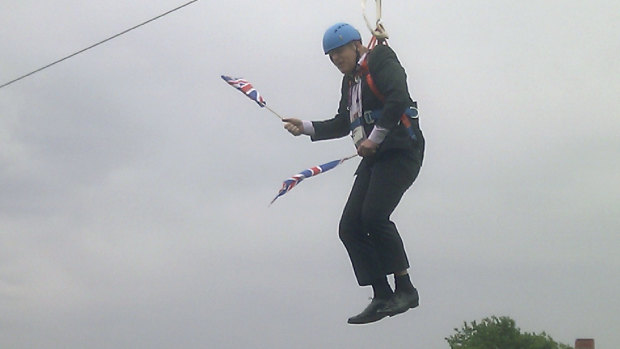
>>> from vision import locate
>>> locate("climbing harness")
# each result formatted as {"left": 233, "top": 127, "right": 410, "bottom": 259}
{"left": 357, "top": 55, "right": 419, "bottom": 140}
{"left": 356, "top": 1, "right": 420, "bottom": 140}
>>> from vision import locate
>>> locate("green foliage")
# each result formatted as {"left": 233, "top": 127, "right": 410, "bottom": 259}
{"left": 446, "top": 316, "right": 573, "bottom": 349}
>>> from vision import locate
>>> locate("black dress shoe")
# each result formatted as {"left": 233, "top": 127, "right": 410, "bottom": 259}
{"left": 379, "top": 288, "right": 419, "bottom": 317}
{"left": 347, "top": 298, "right": 390, "bottom": 324}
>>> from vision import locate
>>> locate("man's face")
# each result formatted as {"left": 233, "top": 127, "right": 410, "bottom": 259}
{"left": 328, "top": 43, "right": 358, "bottom": 74}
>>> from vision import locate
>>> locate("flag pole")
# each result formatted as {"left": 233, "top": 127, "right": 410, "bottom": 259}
{"left": 264, "top": 105, "right": 284, "bottom": 120}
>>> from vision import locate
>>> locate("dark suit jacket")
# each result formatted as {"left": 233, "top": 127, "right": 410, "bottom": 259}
{"left": 311, "top": 44, "right": 420, "bottom": 157}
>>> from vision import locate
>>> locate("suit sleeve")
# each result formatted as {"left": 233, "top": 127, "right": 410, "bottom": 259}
{"left": 311, "top": 77, "right": 351, "bottom": 141}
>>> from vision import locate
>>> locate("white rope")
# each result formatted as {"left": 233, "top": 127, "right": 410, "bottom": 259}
{"left": 362, "top": 0, "right": 389, "bottom": 40}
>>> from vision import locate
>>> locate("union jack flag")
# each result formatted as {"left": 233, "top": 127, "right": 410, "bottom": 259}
{"left": 221, "top": 75, "right": 266, "bottom": 107}
{"left": 270, "top": 155, "right": 357, "bottom": 205}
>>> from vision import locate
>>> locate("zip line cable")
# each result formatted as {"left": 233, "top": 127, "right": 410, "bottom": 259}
{"left": 0, "top": 0, "right": 199, "bottom": 90}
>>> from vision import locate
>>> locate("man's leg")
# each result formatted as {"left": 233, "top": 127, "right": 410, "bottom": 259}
{"left": 361, "top": 151, "right": 420, "bottom": 275}
{"left": 361, "top": 151, "right": 421, "bottom": 316}
{"left": 339, "top": 164, "right": 383, "bottom": 287}
{"left": 340, "top": 164, "right": 396, "bottom": 324}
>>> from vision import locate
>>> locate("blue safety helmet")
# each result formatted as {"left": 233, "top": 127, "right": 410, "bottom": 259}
{"left": 322, "top": 23, "right": 362, "bottom": 54}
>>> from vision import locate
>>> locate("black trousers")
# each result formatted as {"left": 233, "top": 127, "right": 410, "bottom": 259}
{"left": 338, "top": 144, "right": 423, "bottom": 286}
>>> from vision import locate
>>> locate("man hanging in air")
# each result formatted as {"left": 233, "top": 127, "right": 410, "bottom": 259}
{"left": 283, "top": 22, "right": 425, "bottom": 324}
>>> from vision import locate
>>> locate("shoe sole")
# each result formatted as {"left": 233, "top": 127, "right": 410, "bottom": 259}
{"left": 347, "top": 313, "right": 389, "bottom": 325}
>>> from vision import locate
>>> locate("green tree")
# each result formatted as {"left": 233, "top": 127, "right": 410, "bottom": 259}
{"left": 446, "top": 316, "right": 573, "bottom": 349}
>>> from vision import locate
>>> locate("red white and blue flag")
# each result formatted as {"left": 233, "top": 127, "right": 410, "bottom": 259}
{"left": 270, "top": 155, "right": 357, "bottom": 205}
{"left": 221, "top": 75, "right": 266, "bottom": 107}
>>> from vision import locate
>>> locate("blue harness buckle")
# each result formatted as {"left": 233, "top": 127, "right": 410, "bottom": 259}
{"left": 351, "top": 103, "right": 420, "bottom": 139}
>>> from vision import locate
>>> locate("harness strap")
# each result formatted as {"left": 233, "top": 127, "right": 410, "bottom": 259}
{"left": 353, "top": 105, "right": 419, "bottom": 139}
{"left": 364, "top": 68, "right": 385, "bottom": 101}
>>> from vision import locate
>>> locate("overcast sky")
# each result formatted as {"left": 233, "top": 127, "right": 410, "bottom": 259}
{"left": 1, "top": 1, "right": 619, "bottom": 348}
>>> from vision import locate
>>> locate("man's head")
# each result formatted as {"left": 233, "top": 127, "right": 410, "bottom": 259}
{"left": 322, "top": 23, "right": 365, "bottom": 74}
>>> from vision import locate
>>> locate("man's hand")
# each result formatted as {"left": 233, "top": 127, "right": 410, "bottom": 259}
{"left": 357, "top": 139, "right": 379, "bottom": 157}
{"left": 282, "top": 118, "right": 304, "bottom": 136}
